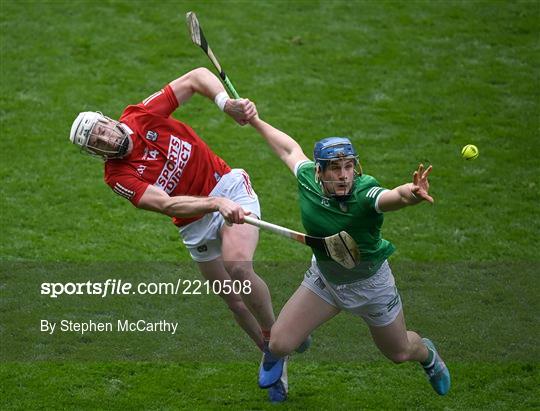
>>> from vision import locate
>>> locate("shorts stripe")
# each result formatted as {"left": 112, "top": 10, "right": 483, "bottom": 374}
{"left": 241, "top": 171, "right": 254, "bottom": 197}
{"left": 386, "top": 293, "right": 400, "bottom": 312}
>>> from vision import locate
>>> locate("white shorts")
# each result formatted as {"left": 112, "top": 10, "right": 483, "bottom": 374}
{"left": 301, "top": 259, "right": 402, "bottom": 327}
{"left": 178, "top": 169, "right": 261, "bottom": 262}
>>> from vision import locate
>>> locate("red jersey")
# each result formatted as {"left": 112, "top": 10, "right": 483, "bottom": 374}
{"left": 104, "top": 85, "right": 231, "bottom": 226}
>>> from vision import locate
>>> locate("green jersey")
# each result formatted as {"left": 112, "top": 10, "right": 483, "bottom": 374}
{"left": 296, "top": 160, "right": 395, "bottom": 284}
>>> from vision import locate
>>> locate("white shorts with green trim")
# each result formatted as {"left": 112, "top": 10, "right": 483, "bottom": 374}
{"left": 178, "top": 169, "right": 260, "bottom": 262}
{"left": 301, "top": 258, "right": 402, "bottom": 327}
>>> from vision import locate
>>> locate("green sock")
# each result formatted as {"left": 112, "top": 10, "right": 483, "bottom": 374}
{"left": 421, "top": 347, "right": 434, "bottom": 368}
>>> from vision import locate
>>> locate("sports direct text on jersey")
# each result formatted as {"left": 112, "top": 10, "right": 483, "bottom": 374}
{"left": 155, "top": 136, "right": 192, "bottom": 193}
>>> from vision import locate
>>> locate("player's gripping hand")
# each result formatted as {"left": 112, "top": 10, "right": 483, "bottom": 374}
{"left": 224, "top": 98, "right": 258, "bottom": 126}
{"left": 215, "top": 197, "right": 251, "bottom": 225}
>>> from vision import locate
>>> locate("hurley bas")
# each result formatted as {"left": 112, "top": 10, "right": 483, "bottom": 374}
{"left": 41, "top": 319, "right": 179, "bottom": 335}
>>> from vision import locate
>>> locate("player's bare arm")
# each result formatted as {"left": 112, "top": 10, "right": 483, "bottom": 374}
{"left": 250, "top": 116, "right": 308, "bottom": 173}
{"left": 169, "top": 67, "right": 256, "bottom": 125}
{"left": 138, "top": 184, "right": 249, "bottom": 224}
{"left": 378, "top": 164, "right": 434, "bottom": 212}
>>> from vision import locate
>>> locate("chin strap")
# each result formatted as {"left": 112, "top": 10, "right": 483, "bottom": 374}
{"left": 116, "top": 135, "right": 129, "bottom": 158}
{"left": 109, "top": 123, "right": 130, "bottom": 158}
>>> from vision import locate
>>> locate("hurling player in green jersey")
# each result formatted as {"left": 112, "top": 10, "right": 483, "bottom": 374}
{"left": 249, "top": 115, "right": 451, "bottom": 396}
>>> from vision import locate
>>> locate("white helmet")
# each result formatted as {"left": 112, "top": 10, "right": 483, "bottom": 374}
{"left": 69, "top": 111, "right": 130, "bottom": 159}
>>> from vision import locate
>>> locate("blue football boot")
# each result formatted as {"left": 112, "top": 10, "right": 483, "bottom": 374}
{"left": 268, "top": 358, "right": 288, "bottom": 403}
{"left": 259, "top": 345, "right": 285, "bottom": 388}
{"left": 422, "top": 338, "right": 451, "bottom": 395}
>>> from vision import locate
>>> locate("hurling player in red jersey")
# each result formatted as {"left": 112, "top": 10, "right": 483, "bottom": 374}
{"left": 69, "top": 67, "right": 277, "bottom": 359}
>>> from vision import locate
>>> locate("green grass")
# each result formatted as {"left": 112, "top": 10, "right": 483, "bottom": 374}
{"left": 1, "top": 0, "right": 539, "bottom": 409}
{"left": 1, "top": 362, "right": 538, "bottom": 410}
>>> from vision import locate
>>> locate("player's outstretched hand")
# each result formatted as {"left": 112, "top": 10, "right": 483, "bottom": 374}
{"left": 411, "top": 164, "right": 434, "bottom": 204}
{"left": 215, "top": 197, "right": 251, "bottom": 225}
{"left": 225, "top": 98, "right": 258, "bottom": 126}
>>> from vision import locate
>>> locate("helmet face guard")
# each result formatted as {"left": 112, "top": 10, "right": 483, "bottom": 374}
{"left": 313, "top": 137, "right": 360, "bottom": 200}
{"left": 69, "top": 111, "right": 129, "bottom": 160}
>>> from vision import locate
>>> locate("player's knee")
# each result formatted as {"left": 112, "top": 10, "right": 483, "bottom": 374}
{"left": 225, "top": 262, "right": 254, "bottom": 281}
{"left": 269, "top": 333, "right": 295, "bottom": 357}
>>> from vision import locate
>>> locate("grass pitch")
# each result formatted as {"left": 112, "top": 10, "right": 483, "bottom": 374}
{"left": 1, "top": 0, "right": 539, "bottom": 409}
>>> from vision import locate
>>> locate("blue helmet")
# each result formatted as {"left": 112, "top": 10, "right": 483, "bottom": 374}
{"left": 313, "top": 137, "right": 358, "bottom": 170}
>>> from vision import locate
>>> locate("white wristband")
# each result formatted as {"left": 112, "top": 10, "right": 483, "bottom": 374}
{"left": 214, "top": 91, "right": 229, "bottom": 111}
